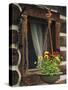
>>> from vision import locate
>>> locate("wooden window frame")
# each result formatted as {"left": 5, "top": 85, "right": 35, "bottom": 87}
{"left": 21, "top": 14, "right": 60, "bottom": 75}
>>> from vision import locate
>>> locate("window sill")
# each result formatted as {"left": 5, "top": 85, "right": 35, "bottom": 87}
{"left": 24, "top": 69, "right": 41, "bottom": 77}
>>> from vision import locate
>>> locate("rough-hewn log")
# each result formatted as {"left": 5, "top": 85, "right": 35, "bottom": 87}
{"left": 55, "top": 22, "right": 60, "bottom": 49}
{"left": 60, "top": 36, "right": 66, "bottom": 46}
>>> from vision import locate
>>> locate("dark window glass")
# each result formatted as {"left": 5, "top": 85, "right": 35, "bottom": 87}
{"left": 27, "top": 17, "right": 56, "bottom": 69}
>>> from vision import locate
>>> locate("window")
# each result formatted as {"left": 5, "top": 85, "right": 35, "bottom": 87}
{"left": 25, "top": 16, "right": 56, "bottom": 70}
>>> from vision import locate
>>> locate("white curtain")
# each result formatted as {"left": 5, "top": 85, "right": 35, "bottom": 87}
{"left": 30, "top": 22, "right": 48, "bottom": 57}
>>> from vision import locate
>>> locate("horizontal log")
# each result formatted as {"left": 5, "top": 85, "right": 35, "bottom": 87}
{"left": 9, "top": 70, "right": 19, "bottom": 86}
{"left": 9, "top": 4, "right": 20, "bottom": 25}
{"left": 9, "top": 30, "right": 18, "bottom": 45}
{"left": 60, "top": 36, "right": 66, "bottom": 46}
{"left": 60, "top": 22, "right": 66, "bottom": 33}
{"left": 9, "top": 48, "right": 19, "bottom": 65}
{"left": 22, "top": 74, "right": 46, "bottom": 85}
{"left": 60, "top": 51, "right": 66, "bottom": 61}
{"left": 60, "top": 61, "right": 66, "bottom": 74}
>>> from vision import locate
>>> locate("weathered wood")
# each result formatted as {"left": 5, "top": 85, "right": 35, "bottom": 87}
{"left": 9, "top": 30, "right": 18, "bottom": 46}
{"left": 21, "top": 15, "right": 29, "bottom": 75}
{"left": 60, "top": 61, "right": 66, "bottom": 74}
{"left": 60, "top": 22, "right": 66, "bottom": 33}
{"left": 22, "top": 74, "right": 47, "bottom": 85}
{"left": 60, "top": 51, "right": 66, "bottom": 61}
{"left": 9, "top": 70, "right": 19, "bottom": 85}
{"left": 9, "top": 4, "right": 21, "bottom": 25}
{"left": 60, "top": 36, "right": 66, "bottom": 46}
{"left": 9, "top": 4, "right": 21, "bottom": 86}
{"left": 9, "top": 3, "right": 66, "bottom": 86}
{"left": 55, "top": 75, "right": 66, "bottom": 84}
{"left": 21, "top": 4, "right": 60, "bottom": 22}
{"left": 55, "top": 22, "right": 60, "bottom": 49}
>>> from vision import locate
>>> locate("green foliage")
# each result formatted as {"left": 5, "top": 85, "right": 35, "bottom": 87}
{"left": 37, "top": 55, "right": 60, "bottom": 76}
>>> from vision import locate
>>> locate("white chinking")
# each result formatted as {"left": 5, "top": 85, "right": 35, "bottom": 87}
{"left": 60, "top": 46, "right": 66, "bottom": 51}
{"left": 60, "top": 33, "right": 66, "bottom": 37}
{"left": 10, "top": 25, "right": 19, "bottom": 32}
{"left": 10, "top": 44, "right": 21, "bottom": 86}
{"left": 13, "top": 3, "right": 22, "bottom": 12}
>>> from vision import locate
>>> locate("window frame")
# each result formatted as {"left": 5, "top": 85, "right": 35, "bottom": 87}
{"left": 21, "top": 15, "right": 60, "bottom": 75}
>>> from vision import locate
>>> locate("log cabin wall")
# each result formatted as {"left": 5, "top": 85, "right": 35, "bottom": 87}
{"left": 9, "top": 3, "right": 66, "bottom": 86}
{"left": 9, "top": 4, "right": 22, "bottom": 86}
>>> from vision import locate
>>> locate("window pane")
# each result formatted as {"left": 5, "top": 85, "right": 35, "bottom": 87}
{"left": 27, "top": 17, "right": 51, "bottom": 69}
